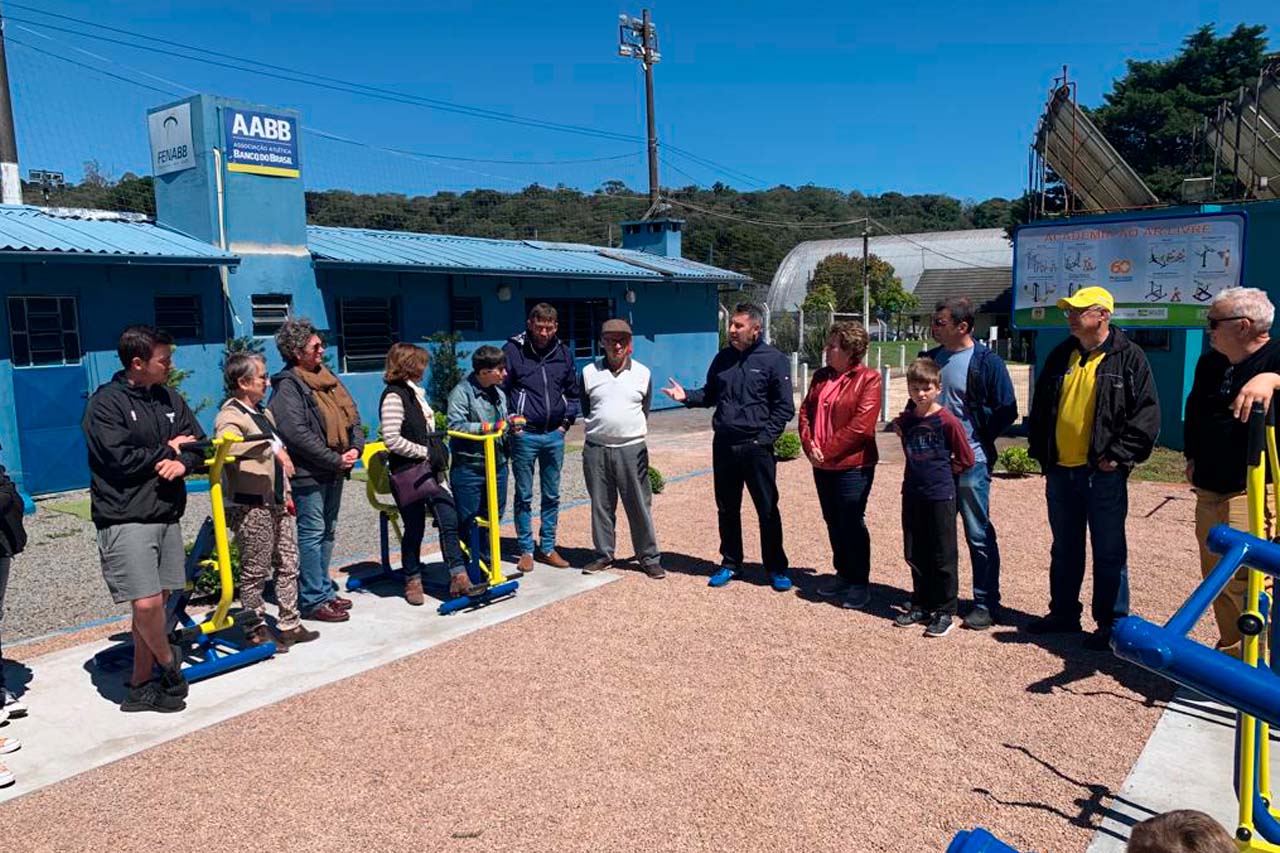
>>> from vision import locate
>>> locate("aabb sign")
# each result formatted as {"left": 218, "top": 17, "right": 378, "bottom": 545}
{"left": 223, "top": 108, "right": 300, "bottom": 178}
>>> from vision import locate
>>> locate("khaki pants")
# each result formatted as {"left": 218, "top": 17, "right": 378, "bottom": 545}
{"left": 1194, "top": 487, "right": 1275, "bottom": 652}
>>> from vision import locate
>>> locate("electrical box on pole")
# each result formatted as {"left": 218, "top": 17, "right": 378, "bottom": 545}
{"left": 618, "top": 10, "right": 661, "bottom": 214}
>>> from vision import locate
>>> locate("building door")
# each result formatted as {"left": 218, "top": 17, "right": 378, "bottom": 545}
{"left": 526, "top": 297, "right": 613, "bottom": 371}
{"left": 7, "top": 296, "right": 89, "bottom": 494}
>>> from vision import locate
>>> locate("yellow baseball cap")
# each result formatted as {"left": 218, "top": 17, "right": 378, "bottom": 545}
{"left": 1057, "top": 286, "right": 1115, "bottom": 313}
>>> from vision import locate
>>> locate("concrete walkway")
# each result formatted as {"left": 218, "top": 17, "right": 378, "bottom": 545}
{"left": 0, "top": 555, "right": 616, "bottom": 803}
{"left": 1087, "top": 689, "right": 1277, "bottom": 851}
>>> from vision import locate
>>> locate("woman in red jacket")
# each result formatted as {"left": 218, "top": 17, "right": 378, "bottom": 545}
{"left": 799, "top": 321, "right": 882, "bottom": 609}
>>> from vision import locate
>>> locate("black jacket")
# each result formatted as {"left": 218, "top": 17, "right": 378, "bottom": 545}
{"left": 82, "top": 372, "right": 206, "bottom": 529}
{"left": 0, "top": 463, "right": 26, "bottom": 557}
{"left": 502, "top": 332, "right": 582, "bottom": 433}
{"left": 268, "top": 368, "right": 365, "bottom": 488}
{"left": 1028, "top": 328, "right": 1160, "bottom": 470}
{"left": 1184, "top": 339, "right": 1280, "bottom": 494}
{"left": 685, "top": 340, "right": 795, "bottom": 444}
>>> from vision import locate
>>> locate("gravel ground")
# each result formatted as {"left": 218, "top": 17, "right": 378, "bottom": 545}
{"left": 4, "top": 408, "right": 718, "bottom": 644}
{"left": 0, "top": 422, "right": 1209, "bottom": 853}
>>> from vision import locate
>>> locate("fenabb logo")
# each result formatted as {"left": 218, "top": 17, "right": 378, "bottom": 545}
{"left": 230, "top": 112, "right": 293, "bottom": 142}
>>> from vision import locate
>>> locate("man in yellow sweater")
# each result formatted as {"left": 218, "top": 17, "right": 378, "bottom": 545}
{"left": 1026, "top": 286, "right": 1160, "bottom": 651}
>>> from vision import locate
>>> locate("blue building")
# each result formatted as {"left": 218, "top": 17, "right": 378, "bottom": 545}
{"left": 0, "top": 94, "right": 746, "bottom": 496}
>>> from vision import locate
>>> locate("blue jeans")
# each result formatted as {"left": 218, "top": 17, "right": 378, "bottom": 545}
{"left": 293, "top": 480, "right": 343, "bottom": 612}
{"left": 1045, "top": 464, "right": 1131, "bottom": 629}
{"left": 813, "top": 466, "right": 874, "bottom": 585}
{"left": 451, "top": 463, "right": 509, "bottom": 573}
{"left": 511, "top": 430, "right": 565, "bottom": 555}
{"left": 956, "top": 461, "right": 1001, "bottom": 608}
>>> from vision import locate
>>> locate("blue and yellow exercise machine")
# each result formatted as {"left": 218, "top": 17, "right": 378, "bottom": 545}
{"left": 347, "top": 426, "right": 517, "bottom": 616}
{"left": 1110, "top": 402, "right": 1280, "bottom": 850}
{"left": 94, "top": 432, "right": 277, "bottom": 682}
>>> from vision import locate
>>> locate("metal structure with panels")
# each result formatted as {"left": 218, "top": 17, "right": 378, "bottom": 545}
{"left": 1205, "top": 61, "right": 1280, "bottom": 201}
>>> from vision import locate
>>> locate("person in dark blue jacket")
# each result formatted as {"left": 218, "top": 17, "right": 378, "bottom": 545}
{"left": 923, "top": 297, "right": 1018, "bottom": 630}
{"left": 503, "top": 303, "right": 582, "bottom": 572}
{"left": 662, "top": 302, "right": 796, "bottom": 591}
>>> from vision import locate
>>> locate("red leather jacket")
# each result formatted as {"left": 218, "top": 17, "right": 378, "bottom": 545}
{"left": 798, "top": 364, "right": 881, "bottom": 470}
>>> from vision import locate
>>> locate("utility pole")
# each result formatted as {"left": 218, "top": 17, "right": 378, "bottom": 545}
{"left": 861, "top": 226, "right": 871, "bottom": 335}
{"left": 0, "top": 4, "right": 22, "bottom": 205}
{"left": 618, "top": 10, "right": 661, "bottom": 214}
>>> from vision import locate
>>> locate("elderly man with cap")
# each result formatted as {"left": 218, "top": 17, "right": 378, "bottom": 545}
{"left": 579, "top": 318, "right": 663, "bottom": 578}
{"left": 1026, "top": 285, "right": 1160, "bottom": 650}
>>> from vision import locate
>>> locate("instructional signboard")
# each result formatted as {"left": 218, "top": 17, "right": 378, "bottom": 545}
{"left": 223, "top": 108, "right": 300, "bottom": 178}
{"left": 1013, "top": 213, "right": 1246, "bottom": 328}
{"left": 148, "top": 103, "right": 195, "bottom": 176}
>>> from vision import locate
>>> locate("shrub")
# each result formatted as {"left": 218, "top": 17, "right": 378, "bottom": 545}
{"left": 188, "top": 535, "right": 242, "bottom": 597}
{"left": 648, "top": 465, "right": 665, "bottom": 494}
{"left": 997, "top": 446, "right": 1039, "bottom": 477}
{"left": 434, "top": 410, "right": 448, "bottom": 431}
{"left": 424, "top": 331, "right": 471, "bottom": 413}
{"left": 774, "top": 431, "right": 802, "bottom": 461}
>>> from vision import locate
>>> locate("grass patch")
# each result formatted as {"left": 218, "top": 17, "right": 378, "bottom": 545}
{"left": 350, "top": 468, "right": 368, "bottom": 482}
{"left": 1131, "top": 447, "right": 1187, "bottom": 484}
{"left": 46, "top": 529, "right": 79, "bottom": 540}
{"left": 565, "top": 442, "right": 584, "bottom": 454}
{"left": 45, "top": 498, "right": 92, "bottom": 522}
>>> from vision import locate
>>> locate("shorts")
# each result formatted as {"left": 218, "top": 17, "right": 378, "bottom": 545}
{"left": 97, "top": 522, "right": 186, "bottom": 604}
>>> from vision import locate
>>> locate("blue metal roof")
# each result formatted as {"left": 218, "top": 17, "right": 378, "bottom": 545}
{"left": 0, "top": 206, "right": 238, "bottom": 266}
{"left": 307, "top": 225, "right": 746, "bottom": 282}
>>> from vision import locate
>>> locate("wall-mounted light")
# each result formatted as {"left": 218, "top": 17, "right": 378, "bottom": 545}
{"left": 625, "top": 288, "right": 637, "bottom": 304}
{"left": 497, "top": 283, "right": 512, "bottom": 302}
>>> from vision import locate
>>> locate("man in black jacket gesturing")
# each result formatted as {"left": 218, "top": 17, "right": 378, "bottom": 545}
{"left": 663, "top": 303, "right": 796, "bottom": 591}
{"left": 83, "top": 326, "right": 204, "bottom": 713}
{"left": 1026, "top": 287, "right": 1159, "bottom": 650}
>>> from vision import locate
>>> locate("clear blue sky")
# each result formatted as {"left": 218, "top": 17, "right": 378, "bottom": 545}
{"left": 4, "top": 0, "right": 1278, "bottom": 201}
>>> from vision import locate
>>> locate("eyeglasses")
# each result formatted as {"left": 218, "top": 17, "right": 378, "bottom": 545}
{"left": 1062, "top": 306, "right": 1105, "bottom": 318}
{"left": 930, "top": 317, "right": 951, "bottom": 327}
{"left": 1207, "top": 315, "right": 1247, "bottom": 330}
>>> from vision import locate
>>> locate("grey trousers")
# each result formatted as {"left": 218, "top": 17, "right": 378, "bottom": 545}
{"left": 583, "top": 441, "right": 661, "bottom": 567}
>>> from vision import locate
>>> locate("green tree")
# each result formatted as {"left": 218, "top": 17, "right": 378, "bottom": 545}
{"left": 810, "top": 252, "right": 913, "bottom": 316}
{"left": 1090, "top": 23, "right": 1270, "bottom": 199}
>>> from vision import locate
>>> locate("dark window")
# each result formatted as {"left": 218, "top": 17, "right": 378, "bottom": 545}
{"left": 8, "top": 296, "right": 80, "bottom": 367}
{"left": 450, "top": 295, "right": 482, "bottom": 332}
{"left": 154, "top": 294, "right": 203, "bottom": 340}
{"left": 252, "top": 294, "right": 292, "bottom": 337}
{"left": 524, "top": 298, "right": 613, "bottom": 361}
{"left": 338, "top": 297, "right": 398, "bottom": 373}
{"left": 1128, "top": 329, "right": 1171, "bottom": 352}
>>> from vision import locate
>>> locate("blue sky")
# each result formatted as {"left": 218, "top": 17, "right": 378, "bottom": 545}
{"left": 4, "top": 0, "right": 1278, "bottom": 201}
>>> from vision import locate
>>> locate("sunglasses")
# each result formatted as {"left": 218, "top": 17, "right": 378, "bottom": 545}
{"left": 1207, "top": 315, "right": 1247, "bottom": 330}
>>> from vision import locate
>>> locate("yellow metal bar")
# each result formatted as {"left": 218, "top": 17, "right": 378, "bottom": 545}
{"left": 203, "top": 432, "right": 243, "bottom": 633}
{"left": 448, "top": 426, "right": 506, "bottom": 584}
{"left": 1242, "top": 421, "right": 1269, "bottom": 837}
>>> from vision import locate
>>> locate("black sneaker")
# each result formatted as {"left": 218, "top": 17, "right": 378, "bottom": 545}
{"left": 817, "top": 576, "right": 852, "bottom": 598}
{"left": 158, "top": 644, "right": 189, "bottom": 699}
{"left": 582, "top": 557, "right": 614, "bottom": 575}
{"left": 1082, "top": 630, "right": 1114, "bottom": 652}
{"left": 963, "top": 606, "right": 994, "bottom": 631}
{"left": 841, "top": 585, "right": 871, "bottom": 610}
{"left": 925, "top": 612, "right": 956, "bottom": 638}
{"left": 1025, "top": 613, "right": 1083, "bottom": 635}
{"left": 894, "top": 607, "right": 929, "bottom": 628}
{"left": 122, "top": 680, "right": 185, "bottom": 714}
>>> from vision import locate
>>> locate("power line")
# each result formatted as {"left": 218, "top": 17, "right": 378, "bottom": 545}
{"left": 866, "top": 217, "right": 998, "bottom": 268}
{"left": 664, "top": 196, "right": 871, "bottom": 229}
{"left": 304, "top": 127, "right": 644, "bottom": 166}
{"left": 6, "top": 35, "right": 183, "bottom": 98}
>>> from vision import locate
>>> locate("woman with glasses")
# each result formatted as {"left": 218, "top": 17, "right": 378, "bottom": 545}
{"left": 798, "top": 321, "right": 881, "bottom": 609}
{"left": 268, "top": 319, "right": 365, "bottom": 623}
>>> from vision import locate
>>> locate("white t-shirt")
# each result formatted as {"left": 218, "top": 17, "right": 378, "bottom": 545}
{"left": 581, "top": 358, "right": 653, "bottom": 447}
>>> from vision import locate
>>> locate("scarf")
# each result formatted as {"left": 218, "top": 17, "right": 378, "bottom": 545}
{"left": 294, "top": 365, "right": 360, "bottom": 452}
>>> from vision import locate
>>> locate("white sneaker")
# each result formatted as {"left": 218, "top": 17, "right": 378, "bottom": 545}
{"left": 0, "top": 736, "right": 19, "bottom": 755}
{"left": 0, "top": 762, "right": 12, "bottom": 787}
{"left": 1, "top": 689, "right": 25, "bottom": 718}
{"left": 0, "top": 705, "right": 7, "bottom": 725}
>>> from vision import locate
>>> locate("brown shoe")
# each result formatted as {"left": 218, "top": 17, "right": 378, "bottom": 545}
{"left": 516, "top": 553, "right": 535, "bottom": 573}
{"left": 244, "top": 624, "right": 278, "bottom": 651}
{"left": 302, "top": 601, "right": 350, "bottom": 622}
{"left": 536, "top": 549, "right": 570, "bottom": 569}
{"left": 275, "top": 625, "right": 320, "bottom": 648}
{"left": 331, "top": 596, "right": 353, "bottom": 610}
{"left": 404, "top": 575, "right": 425, "bottom": 607}
{"left": 449, "top": 573, "right": 488, "bottom": 598}
{"left": 643, "top": 562, "right": 666, "bottom": 580}
{"left": 582, "top": 557, "right": 613, "bottom": 575}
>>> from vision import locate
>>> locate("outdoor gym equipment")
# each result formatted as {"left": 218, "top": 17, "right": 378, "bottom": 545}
{"left": 946, "top": 828, "right": 1030, "bottom": 852}
{"left": 347, "top": 429, "right": 518, "bottom": 616}
{"left": 94, "top": 432, "right": 277, "bottom": 682}
{"left": 1110, "top": 402, "right": 1280, "bottom": 850}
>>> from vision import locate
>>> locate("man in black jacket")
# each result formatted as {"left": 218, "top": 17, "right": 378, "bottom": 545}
{"left": 1026, "top": 287, "right": 1159, "bottom": 650}
{"left": 83, "top": 326, "right": 204, "bottom": 713}
{"left": 662, "top": 302, "right": 796, "bottom": 591}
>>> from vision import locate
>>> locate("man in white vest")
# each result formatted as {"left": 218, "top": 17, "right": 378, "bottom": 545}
{"left": 580, "top": 318, "right": 663, "bottom": 579}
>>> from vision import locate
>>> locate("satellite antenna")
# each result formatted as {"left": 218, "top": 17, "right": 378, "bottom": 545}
{"left": 1032, "top": 67, "right": 1159, "bottom": 214}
